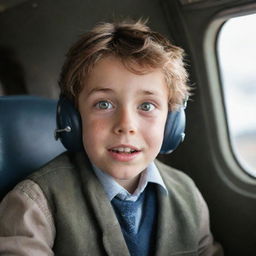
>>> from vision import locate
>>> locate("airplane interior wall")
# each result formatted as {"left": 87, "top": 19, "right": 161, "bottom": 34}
{"left": 0, "top": 0, "right": 171, "bottom": 98}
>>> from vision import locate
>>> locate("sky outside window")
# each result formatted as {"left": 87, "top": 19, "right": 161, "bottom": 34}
{"left": 217, "top": 13, "right": 256, "bottom": 177}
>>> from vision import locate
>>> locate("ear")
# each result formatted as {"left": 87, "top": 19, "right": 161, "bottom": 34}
{"left": 55, "top": 96, "right": 84, "bottom": 152}
{"left": 160, "top": 106, "right": 186, "bottom": 154}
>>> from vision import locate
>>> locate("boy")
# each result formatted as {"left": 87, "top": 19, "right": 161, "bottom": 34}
{"left": 0, "top": 20, "right": 223, "bottom": 255}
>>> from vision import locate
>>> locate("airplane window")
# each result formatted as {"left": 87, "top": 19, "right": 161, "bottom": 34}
{"left": 217, "top": 13, "right": 256, "bottom": 177}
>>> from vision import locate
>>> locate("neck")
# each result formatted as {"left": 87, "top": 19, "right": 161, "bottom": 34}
{"left": 116, "top": 174, "right": 141, "bottom": 194}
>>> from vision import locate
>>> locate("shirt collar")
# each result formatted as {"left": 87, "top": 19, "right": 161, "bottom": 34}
{"left": 92, "top": 162, "right": 168, "bottom": 202}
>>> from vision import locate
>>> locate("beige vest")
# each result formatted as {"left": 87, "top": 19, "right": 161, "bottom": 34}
{"left": 29, "top": 152, "right": 213, "bottom": 256}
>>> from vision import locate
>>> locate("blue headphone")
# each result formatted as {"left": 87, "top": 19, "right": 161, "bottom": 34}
{"left": 55, "top": 96, "right": 187, "bottom": 154}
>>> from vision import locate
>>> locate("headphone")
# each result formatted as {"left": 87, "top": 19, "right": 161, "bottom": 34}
{"left": 55, "top": 96, "right": 187, "bottom": 154}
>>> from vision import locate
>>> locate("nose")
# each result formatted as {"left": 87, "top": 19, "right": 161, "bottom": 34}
{"left": 113, "top": 107, "right": 137, "bottom": 135}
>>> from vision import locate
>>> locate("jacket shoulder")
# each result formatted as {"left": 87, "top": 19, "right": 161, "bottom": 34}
{"left": 154, "top": 159, "right": 199, "bottom": 198}
{"left": 29, "top": 152, "right": 77, "bottom": 181}
{"left": 155, "top": 159, "right": 194, "bottom": 185}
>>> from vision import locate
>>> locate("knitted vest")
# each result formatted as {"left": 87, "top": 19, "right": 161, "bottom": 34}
{"left": 111, "top": 184, "right": 157, "bottom": 256}
{"left": 29, "top": 152, "right": 207, "bottom": 255}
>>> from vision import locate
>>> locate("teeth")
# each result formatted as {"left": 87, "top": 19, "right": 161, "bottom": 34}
{"left": 111, "top": 147, "right": 137, "bottom": 153}
{"left": 124, "top": 147, "right": 131, "bottom": 153}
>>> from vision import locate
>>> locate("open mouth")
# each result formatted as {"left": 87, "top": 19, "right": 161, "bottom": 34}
{"left": 108, "top": 147, "right": 140, "bottom": 154}
{"left": 108, "top": 146, "right": 141, "bottom": 162}
{"left": 110, "top": 149, "right": 138, "bottom": 154}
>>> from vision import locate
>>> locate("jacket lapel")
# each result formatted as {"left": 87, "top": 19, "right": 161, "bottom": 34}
{"left": 77, "top": 153, "right": 130, "bottom": 256}
{"left": 155, "top": 186, "right": 176, "bottom": 255}
{"left": 154, "top": 161, "right": 198, "bottom": 256}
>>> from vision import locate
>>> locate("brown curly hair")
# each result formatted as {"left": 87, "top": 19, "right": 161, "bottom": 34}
{"left": 59, "top": 19, "right": 189, "bottom": 110}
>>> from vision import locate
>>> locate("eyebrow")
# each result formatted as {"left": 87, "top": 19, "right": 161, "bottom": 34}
{"left": 87, "top": 87, "right": 114, "bottom": 97}
{"left": 86, "top": 87, "right": 161, "bottom": 97}
{"left": 137, "top": 89, "right": 162, "bottom": 97}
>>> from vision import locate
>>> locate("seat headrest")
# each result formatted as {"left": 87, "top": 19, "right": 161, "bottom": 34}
{"left": 0, "top": 95, "right": 65, "bottom": 199}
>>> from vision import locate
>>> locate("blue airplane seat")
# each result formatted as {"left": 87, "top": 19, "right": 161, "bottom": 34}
{"left": 0, "top": 95, "right": 66, "bottom": 200}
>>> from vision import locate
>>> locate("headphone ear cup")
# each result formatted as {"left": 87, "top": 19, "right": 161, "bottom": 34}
{"left": 56, "top": 97, "right": 84, "bottom": 152}
{"left": 160, "top": 108, "right": 186, "bottom": 154}
{"left": 56, "top": 97, "right": 186, "bottom": 153}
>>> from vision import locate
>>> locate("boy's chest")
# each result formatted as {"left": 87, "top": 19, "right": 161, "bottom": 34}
{"left": 51, "top": 187, "right": 199, "bottom": 256}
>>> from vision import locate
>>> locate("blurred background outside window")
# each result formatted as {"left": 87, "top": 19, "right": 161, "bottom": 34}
{"left": 217, "top": 13, "right": 256, "bottom": 177}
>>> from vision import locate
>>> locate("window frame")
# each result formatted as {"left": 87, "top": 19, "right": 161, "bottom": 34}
{"left": 203, "top": 3, "right": 256, "bottom": 197}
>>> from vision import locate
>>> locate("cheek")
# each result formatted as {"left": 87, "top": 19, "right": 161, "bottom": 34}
{"left": 142, "top": 117, "right": 167, "bottom": 146}
{"left": 81, "top": 118, "right": 107, "bottom": 145}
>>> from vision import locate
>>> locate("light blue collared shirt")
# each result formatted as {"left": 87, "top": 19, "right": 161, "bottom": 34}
{"left": 92, "top": 162, "right": 168, "bottom": 233}
{"left": 92, "top": 162, "right": 168, "bottom": 201}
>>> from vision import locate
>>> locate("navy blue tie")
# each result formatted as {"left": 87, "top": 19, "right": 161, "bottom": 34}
{"left": 111, "top": 193, "right": 144, "bottom": 234}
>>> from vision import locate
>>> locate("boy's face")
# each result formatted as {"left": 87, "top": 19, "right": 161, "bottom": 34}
{"left": 78, "top": 56, "right": 168, "bottom": 191}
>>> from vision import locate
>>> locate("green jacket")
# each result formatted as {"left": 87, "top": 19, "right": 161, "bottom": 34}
{"left": 29, "top": 152, "right": 222, "bottom": 256}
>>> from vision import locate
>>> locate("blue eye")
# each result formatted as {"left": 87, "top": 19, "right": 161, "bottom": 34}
{"left": 96, "top": 101, "right": 113, "bottom": 109}
{"left": 139, "top": 102, "right": 155, "bottom": 111}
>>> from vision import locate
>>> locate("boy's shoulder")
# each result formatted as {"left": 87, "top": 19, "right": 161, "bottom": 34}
{"left": 154, "top": 159, "right": 198, "bottom": 195}
{"left": 27, "top": 152, "right": 96, "bottom": 210}
{"left": 28, "top": 151, "right": 90, "bottom": 188}
{"left": 155, "top": 159, "right": 193, "bottom": 182}
{"left": 28, "top": 151, "right": 75, "bottom": 180}
{"left": 154, "top": 159, "right": 206, "bottom": 221}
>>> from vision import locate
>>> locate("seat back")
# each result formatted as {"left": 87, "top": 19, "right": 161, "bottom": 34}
{"left": 0, "top": 95, "right": 65, "bottom": 199}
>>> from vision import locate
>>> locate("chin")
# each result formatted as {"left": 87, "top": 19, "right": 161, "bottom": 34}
{"left": 110, "top": 168, "right": 142, "bottom": 181}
